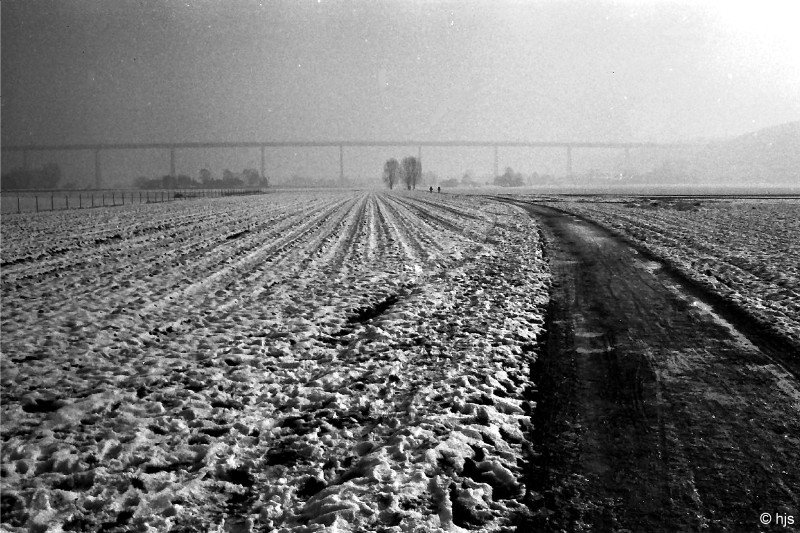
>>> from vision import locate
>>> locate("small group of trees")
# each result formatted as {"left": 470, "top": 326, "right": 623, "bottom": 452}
{"left": 440, "top": 171, "right": 477, "bottom": 188}
{"left": 1, "top": 163, "right": 62, "bottom": 190}
{"left": 134, "top": 168, "right": 268, "bottom": 189}
{"left": 382, "top": 156, "right": 421, "bottom": 190}
{"left": 435, "top": 167, "right": 530, "bottom": 188}
{"left": 494, "top": 167, "right": 525, "bottom": 187}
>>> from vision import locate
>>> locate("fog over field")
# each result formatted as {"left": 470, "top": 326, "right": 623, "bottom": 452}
{"left": 2, "top": 0, "right": 799, "bottom": 187}
{"left": 2, "top": 2, "right": 800, "bottom": 532}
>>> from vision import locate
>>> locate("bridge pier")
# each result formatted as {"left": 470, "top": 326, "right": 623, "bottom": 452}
{"left": 94, "top": 149, "right": 102, "bottom": 189}
{"left": 566, "top": 145, "right": 573, "bottom": 176}
{"left": 339, "top": 145, "right": 344, "bottom": 182}
{"left": 260, "top": 145, "right": 266, "bottom": 180}
{"left": 625, "top": 147, "right": 631, "bottom": 175}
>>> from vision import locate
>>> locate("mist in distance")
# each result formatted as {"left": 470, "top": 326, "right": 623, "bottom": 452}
{"left": 2, "top": 0, "right": 799, "bottom": 188}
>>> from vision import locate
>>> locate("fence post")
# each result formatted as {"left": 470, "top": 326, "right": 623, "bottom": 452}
{"left": 51, "top": 195, "right": 54, "bottom": 211}
{"left": 102, "top": 193, "right": 105, "bottom": 206}
{"left": 112, "top": 192, "right": 115, "bottom": 206}
{"left": 66, "top": 195, "right": 69, "bottom": 209}
{"left": 79, "top": 194, "right": 82, "bottom": 209}
{"left": 92, "top": 195, "right": 94, "bottom": 208}
{"left": 17, "top": 196, "right": 21, "bottom": 214}
{"left": 35, "top": 196, "right": 39, "bottom": 212}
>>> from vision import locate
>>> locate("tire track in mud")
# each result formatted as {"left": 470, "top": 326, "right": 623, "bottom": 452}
{"left": 551, "top": 201, "right": 800, "bottom": 365}
{"left": 570, "top": 205, "right": 787, "bottom": 292}
{"left": 505, "top": 200, "right": 800, "bottom": 532}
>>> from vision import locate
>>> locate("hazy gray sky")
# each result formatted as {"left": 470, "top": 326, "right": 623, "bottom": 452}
{"left": 2, "top": 0, "right": 799, "bottom": 183}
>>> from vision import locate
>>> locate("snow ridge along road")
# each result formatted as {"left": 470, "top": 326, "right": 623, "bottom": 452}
{"left": 1, "top": 191, "right": 550, "bottom": 532}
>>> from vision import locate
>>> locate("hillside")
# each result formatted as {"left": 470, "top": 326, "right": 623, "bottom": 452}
{"left": 694, "top": 121, "right": 800, "bottom": 185}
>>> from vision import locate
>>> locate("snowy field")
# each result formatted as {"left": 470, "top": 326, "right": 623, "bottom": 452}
{"left": 544, "top": 197, "right": 800, "bottom": 351}
{"left": 1, "top": 191, "right": 550, "bottom": 532}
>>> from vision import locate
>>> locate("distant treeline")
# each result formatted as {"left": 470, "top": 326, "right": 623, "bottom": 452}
{"left": 133, "top": 168, "right": 268, "bottom": 189}
{"left": 438, "top": 167, "right": 530, "bottom": 188}
{"left": 1, "top": 163, "right": 62, "bottom": 190}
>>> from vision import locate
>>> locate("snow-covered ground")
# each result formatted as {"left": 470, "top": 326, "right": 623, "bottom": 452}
{"left": 1, "top": 191, "right": 550, "bottom": 532}
{"left": 543, "top": 197, "right": 800, "bottom": 351}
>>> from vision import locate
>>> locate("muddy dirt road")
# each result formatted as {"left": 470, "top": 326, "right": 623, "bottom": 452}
{"left": 508, "top": 201, "right": 800, "bottom": 532}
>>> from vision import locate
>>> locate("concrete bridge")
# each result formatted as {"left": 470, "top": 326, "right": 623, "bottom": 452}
{"left": 3, "top": 140, "right": 696, "bottom": 188}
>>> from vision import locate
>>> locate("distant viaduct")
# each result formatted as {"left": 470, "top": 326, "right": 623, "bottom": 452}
{"left": 3, "top": 140, "right": 697, "bottom": 188}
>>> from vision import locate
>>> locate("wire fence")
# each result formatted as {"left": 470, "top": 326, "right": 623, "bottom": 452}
{"left": 0, "top": 188, "right": 266, "bottom": 215}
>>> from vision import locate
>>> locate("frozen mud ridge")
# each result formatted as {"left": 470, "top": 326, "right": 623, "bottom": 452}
{"left": 1, "top": 191, "right": 550, "bottom": 532}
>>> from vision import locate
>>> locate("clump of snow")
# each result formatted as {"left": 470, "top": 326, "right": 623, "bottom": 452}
{"left": 1, "top": 191, "right": 549, "bottom": 531}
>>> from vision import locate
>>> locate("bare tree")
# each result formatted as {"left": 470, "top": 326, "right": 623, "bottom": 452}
{"left": 383, "top": 158, "right": 401, "bottom": 189}
{"left": 199, "top": 168, "right": 213, "bottom": 185}
{"left": 402, "top": 156, "right": 421, "bottom": 190}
